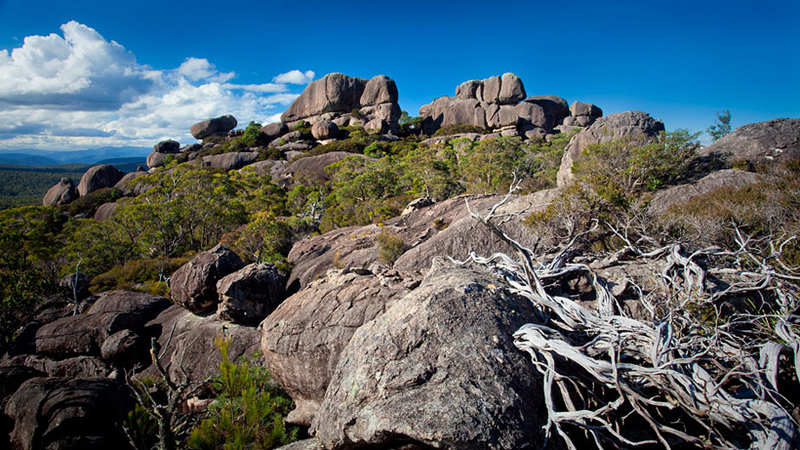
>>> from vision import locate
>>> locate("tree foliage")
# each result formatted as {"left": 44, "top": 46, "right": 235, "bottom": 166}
{"left": 706, "top": 109, "right": 732, "bottom": 142}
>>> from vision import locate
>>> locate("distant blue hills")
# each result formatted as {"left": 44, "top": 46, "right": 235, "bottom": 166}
{"left": 0, "top": 146, "right": 150, "bottom": 166}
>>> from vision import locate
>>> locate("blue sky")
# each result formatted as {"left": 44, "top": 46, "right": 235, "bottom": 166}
{"left": 0, "top": 0, "right": 798, "bottom": 151}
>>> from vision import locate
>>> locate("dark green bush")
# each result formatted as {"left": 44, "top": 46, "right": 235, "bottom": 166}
{"left": 376, "top": 228, "right": 405, "bottom": 263}
{"left": 66, "top": 187, "right": 122, "bottom": 217}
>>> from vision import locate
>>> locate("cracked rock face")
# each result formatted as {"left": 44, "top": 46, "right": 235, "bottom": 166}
{"left": 310, "top": 260, "right": 549, "bottom": 449}
{"left": 260, "top": 269, "right": 411, "bottom": 426}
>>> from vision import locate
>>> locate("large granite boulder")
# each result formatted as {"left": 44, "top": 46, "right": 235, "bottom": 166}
{"left": 260, "top": 269, "right": 412, "bottom": 426}
{"left": 261, "top": 122, "right": 289, "bottom": 142}
{"left": 5, "top": 377, "right": 132, "bottom": 450}
{"left": 525, "top": 95, "right": 570, "bottom": 128}
{"left": 77, "top": 165, "right": 124, "bottom": 197}
{"left": 216, "top": 263, "right": 286, "bottom": 324}
{"left": 169, "top": 244, "right": 245, "bottom": 314}
{"left": 700, "top": 118, "right": 800, "bottom": 165}
{"left": 310, "top": 260, "right": 549, "bottom": 449}
{"left": 142, "top": 304, "right": 261, "bottom": 382}
{"left": 113, "top": 170, "right": 147, "bottom": 196}
{"left": 190, "top": 115, "right": 238, "bottom": 140}
{"left": 359, "top": 74, "right": 398, "bottom": 107}
{"left": 281, "top": 73, "right": 401, "bottom": 134}
{"left": 43, "top": 178, "right": 77, "bottom": 206}
{"left": 201, "top": 151, "right": 259, "bottom": 171}
{"left": 311, "top": 120, "right": 339, "bottom": 140}
{"left": 563, "top": 101, "right": 603, "bottom": 127}
{"left": 34, "top": 291, "right": 170, "bottom": 358}
{"left": 146, "top": 151, "right": 169, "bottom": 169}
{"left": 93, "top": 202, "right": 117, "bottom": 221}
{"left": 153, "top": 139, "right": 180, "bottom": 153}
{"left": 282, "top": 73, "right": 368, "bottom": 123}
{"left": 498, "top": 72, "right": 527, "bottom": 104}
{"left": 557, "top": 110, "right": 665, "bottom": 187}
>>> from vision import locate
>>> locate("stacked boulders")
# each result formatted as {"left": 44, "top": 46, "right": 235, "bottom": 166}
{"left": 76, "top": 164, "right": 124, "bottom": 197}
{"left": 169, "top": 244, "right": 287, "bottom": 325}
{"left": 146, "top": 139, "right": 181, "bottom": 169}
{"left": 419, "top": 73, "right": 603, "bottom": 139}
{"left": 280, "top": 73, "right": 402, "bottom": 134}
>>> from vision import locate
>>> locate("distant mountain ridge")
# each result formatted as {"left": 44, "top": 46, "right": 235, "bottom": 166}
{"left": 0, "top": 146, "right": 151, "bottom": 166}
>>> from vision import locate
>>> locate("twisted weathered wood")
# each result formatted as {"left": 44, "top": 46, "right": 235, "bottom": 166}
{"left": 458, "top": 192, "right": 799, "bottom": 450}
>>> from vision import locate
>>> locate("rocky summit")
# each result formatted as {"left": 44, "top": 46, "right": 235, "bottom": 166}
{"left": 13, "top": 71, "right": 800, "bottom": 450}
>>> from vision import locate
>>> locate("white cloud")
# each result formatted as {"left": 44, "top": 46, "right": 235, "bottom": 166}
{"left": 0, "top": 22, "right": 316, "bottom": 151}
{"left": 176, "top": 57, "right": 235, "bottom": 83}
{"left": 272, "top": 69, "right": 315, "bottom": 85}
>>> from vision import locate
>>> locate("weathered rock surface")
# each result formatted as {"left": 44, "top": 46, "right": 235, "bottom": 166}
{"left": 113, "top": 170, "right": 147, "bottom": 196}
{"left": 281, "top": 73, "right": 401, "bottom": 133}
{"left": 190, "top": 115, "right": 238, "bottom": 140}
{"left": 76, "top": 164, "right": 124, "bottom": 197}
{"left": 100, "top": 328, "right": 147, "bottom": 368}
{"left": 269, "top": 130, "right": 303, "bottom": 148}
{"left": 34, "top": 291, "right": 169, "bottom": 358}
{"left": 261, "top": 269, "right": 411, "bottom": 426}
{"left": 0, "top": 365, "right": 45, "bottom": 401}
{"left": 142, "top": 305, "right": 261, "bottom": 382}
{"left": 261, "top": 122, "right": 289, "bottom": 142}
{"left": 43, "top": 178, "right": 77, "bottom": 206}
{"left": 525, "top": 95, "right": 570, "bottom": 127}
{"left": 557, "top": 110, "right": 665, "bottom": 187}
{"left": 282, "top": 73, "right": 367, "bottom": 123}
{"left": 216, "top": 263, "right": 286, "bottom": 324}
{"left": 153, "top": 139, "right": 180, "bottom": 153}
{"left": 283, "top": 152, "right": 363, "bottom": 185}
{"left": 201, "top": 151, "right": 259, "bottom": 171}
{"left": 311, "top": 120, "right": 339, "bottom": 140}
{"left": 647, "top": 169, "right": 760, "bottom": 215}
{"left": 146, "top": 151, "right": 169, "bottom": 169}
{"left": 700, "top": 118, "right": 800, "bottom": 165}
{"left": 170, "top": 244, "right": 245, "bottom": 314}
{"left": 93, "top": 202, "right": 117, "bottom": 221}
{"left": 287, "top": 191, "right": 556, "bottom": 289}
{"left": 310, "top": 260, "right": 548, "bottom": 449}
{"left": 5, "top": 377, "right": 132, "bottom": 450}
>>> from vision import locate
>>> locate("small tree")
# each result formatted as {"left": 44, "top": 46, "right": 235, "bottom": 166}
{"left": 706, "top": 109, "right": 732, "bottom": 141}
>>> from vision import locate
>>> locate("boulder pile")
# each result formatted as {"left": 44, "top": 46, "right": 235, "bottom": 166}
{"left": 419, "top": 72, "right": 603, "bottom": 138}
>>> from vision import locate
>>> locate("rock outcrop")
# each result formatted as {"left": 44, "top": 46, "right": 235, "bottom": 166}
{"left": 647, "top": 169, "right": 760, "bottom": 215}
{"left": 563, "top": 101, "right": 603, "bottom": 126}
{"left": 154, "top": 139, "right": 180, "bottom": 153}
{"left": 311, "top": 120, "right": 339, "bottom": 140}
{"left": 283, "top": 152, "right": 364, "bottom": 185}
{"left": 5, "top": 377, "right": 133, "bottom": 450}
{"left": 113, "top": 170, "right": 148, "bottom": 196}
{"left": 216, "top": 263, "right": 286, "bottom": 324}
{"left": 310, "top": 260, "right": 548, "bottom": 449}
{"left": 76, "top": 164, "right": 125, "bottom": 197}
{"left": 700, "top": 118, "right": 800, "bottom": 165}
{"left": 281, "top": 73, "right": 401, "bottom": 134}
{"left": 93, "top": 202, "right": 117, "bottom": 221}
{"left": 170, "top": 244, "right": 245, "bottom": 314}
{"left": 190, "top": 115, "right": 238, "bottom": 140}
{"left": 201, "top": 151, "right": 259, "bottom": 171}
{"left": 557, "top": 110, "right": 665, "bottom": 187}
{"left": 260, "top": 269, "right": 412, "bottom": 426}
{"left": 42, "top": 178, "right": 78, "bottom": 206}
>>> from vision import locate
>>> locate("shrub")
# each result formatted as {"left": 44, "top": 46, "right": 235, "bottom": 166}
{"left": 432, "top": 123, "right": 489, "bottom": 137}
{"left": 66, "top": 187, "right": 122, "bottom": 217}
{"left": 376, "top": 228, "right": 405, "bottom": 263}
{"left": 187, "top": 335, "right": 297, "bottom": 450}
{"left": 89, "top": 256, "right": 187, "bottom": 294}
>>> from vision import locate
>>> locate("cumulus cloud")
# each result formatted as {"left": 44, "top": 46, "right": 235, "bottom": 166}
{"left": 272, "top": 69, "right": 315, "bottom": 85}
{"left": 176, "top": 57, "right": 235, "bottom": 83}
{"left": 0, "top": 22, "right": 315, "bottom": 151}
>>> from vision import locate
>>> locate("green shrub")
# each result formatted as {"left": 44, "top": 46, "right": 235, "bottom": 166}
{"left": 89, "top": 256, "right": 187, "bottom": 294}
{"left": 187, "top": 335, "right": 297, "bottom": 450}
{"left": 376, "top": 228, "right": 405, "bottom": 263}
{"left": 66, "top": 187, "right": 122, "bottom": 217}
{"left": 123, "top": 403, "right": 159, "bottom": 450}
{"left": 432, "top": 123, "right": 489, "bottom": 137}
